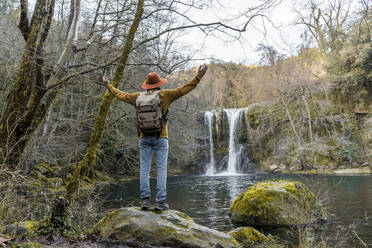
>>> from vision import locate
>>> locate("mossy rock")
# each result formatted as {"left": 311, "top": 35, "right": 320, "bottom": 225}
{"left": 93, "top": 207, "right": 238, "bottom": 248}
{"left": 228, "top": 180, "right": 327, "bottom": 226}
{"left": 227, "top": 227, "right": 266, "bottom": 245}
{"left": 3, "top": 220, "right": 39, "bottom": 236}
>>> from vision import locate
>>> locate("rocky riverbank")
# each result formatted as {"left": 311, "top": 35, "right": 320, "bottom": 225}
{"left": 266, "top": 162, "right": 372, "bottom": 175}
{"left": 2, "top": 179, "right": 332, "bottom": 248}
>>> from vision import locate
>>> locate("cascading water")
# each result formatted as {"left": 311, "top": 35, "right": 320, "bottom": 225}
{"left": 204, "top": 108, "right": 247, "bottom": 175}
{"left": 224, "top": 108, "right": 246, "bottom": 174}
{"left": 205, "top": 111, "right": 215, "bottom": 175}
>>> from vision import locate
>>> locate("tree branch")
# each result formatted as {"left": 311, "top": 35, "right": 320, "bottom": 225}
{"left": 18, "top": 0, "right": 30, "bottom": 40}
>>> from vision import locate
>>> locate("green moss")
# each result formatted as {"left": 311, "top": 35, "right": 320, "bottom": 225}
{"left": 314, "top": 154, "right": 331, "bottom": 166}
{"left": 228, "top": 227, "right": 266, "bottom": 244}
{"left": 46, "top": 177, "right": 63, "bottom": 188}
{"left": 174, "top": 211, "right": 195, "bottom": 223}
{"left": 92, "top": 210, "right": 118, "bottom": 234}
{"left": 244, "top": 105, "right": 270, "bottom": 129}
{"left": 94, "top": 207, "right": 237, "bottom": 247}
{"left": 11, "top": 241, "right": 42, "bottom": 248}
{"left": 228, "top": 180, "right": 327, "bottom": 226}
{"left": 34, "top": 163, "right": 62, "bottom": 177}
{"left": 3, "top": 220, "right": 40, "bottom": 237}
{"left": 22, "top": 221, "right": 38, "bottom": 230}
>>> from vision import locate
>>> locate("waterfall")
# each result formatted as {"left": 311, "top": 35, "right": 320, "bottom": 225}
{"left": 204, "top": 108, "right": 247, "bottom": 175}
{"left": 205, "top": 111, "right": 215, "bottom": 175}
{"left": 224, "top": 108, "right": 246, "bottom": 174}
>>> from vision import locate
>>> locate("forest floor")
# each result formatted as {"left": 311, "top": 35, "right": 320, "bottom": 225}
{"left": 3, "top": 235, "right": 170, "bottom": 247}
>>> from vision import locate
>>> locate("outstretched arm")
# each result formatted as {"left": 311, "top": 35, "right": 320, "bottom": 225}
{"left": 103, "top": 76, "right": 139, "bottom": 106}
{"left": 163, "top": 65, "right": 208, "bottom": 103}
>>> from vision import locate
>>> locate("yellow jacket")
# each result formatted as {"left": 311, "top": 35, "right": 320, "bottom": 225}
{"left": 106, "top": 74, "right": 202, "bottom": 138}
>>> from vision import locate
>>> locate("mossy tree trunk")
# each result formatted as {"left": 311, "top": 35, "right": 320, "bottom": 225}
{"left": 0, "top": 0, "right": 55, "bottom": 167}
{"left": 65, "top": 0, "right": 145, "bottom": 200}
{"left": 0, "top": 0, "right": 80, "bottom": 168}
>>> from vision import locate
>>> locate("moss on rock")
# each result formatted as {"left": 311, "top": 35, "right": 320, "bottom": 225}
{"left": 93, "top": 207, "right": 238, "bottom": 248}
{"left": 227, "top": 227, "right": 266, "bottom": 244}
{"left": 228, "top": 180, "right": 327, "bottom": 226}
{"left": 3, "top": 220, "right": 39, "bottom": 237}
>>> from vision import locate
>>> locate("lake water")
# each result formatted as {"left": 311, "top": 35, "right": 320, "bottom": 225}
{"left": 101, "top": 174, "right": 372, "bottom": 246}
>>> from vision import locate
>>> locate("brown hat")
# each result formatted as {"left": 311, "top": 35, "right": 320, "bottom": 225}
{"left": 142, "top": 72, "right": 168, "bottom": 89}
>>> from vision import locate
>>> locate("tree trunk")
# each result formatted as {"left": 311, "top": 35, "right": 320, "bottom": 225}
{"left": 0, "top": 0, "right": 55, "bottom": 167}
{"left": 65, "top": 0, "right": 145, "bottom": 200}
{"left": 0, "top": 0, "right": 80, "bottom": 168}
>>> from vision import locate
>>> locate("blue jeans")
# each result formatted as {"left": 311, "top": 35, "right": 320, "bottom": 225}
{"left": 139, "top": 136, "right": 168, "bottom": 202}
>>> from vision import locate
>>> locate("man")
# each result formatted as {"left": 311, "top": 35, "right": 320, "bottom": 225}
{"left": 103, "top": 65, "right": 208, "bottom": 210}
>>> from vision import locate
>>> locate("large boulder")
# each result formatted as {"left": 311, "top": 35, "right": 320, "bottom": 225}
{"left": 228, "top": 180, "right": 327, "bottom": 226}
{"left": 93, "top": 207, "right": 238, "bottom": 248}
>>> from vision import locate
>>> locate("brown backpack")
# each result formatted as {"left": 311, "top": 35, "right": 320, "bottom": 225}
{"left": 135, "top": 90, "right": 167, "bottom": 136}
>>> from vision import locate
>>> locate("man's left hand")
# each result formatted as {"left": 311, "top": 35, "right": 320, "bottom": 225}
{"left": 102, "top": 76, "right": 110, "bottom": 87}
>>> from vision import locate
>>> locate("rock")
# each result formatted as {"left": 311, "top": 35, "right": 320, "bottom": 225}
{"left": 361, "top": 162, "right": 370, "bottom": 167}
{"left": 93, "top": 207, "right": 238, "bottom": 248}
{"left": 227, "top": 227, "right": 266, "bottom": 245}
{"left": 236, "top": 146, "right": 258, "bottom": 174}
{"left": 268, "top": 164, "right": 278, "bottom": 172}
{"left": 333, "top": 167, "right": 371, "bottom": 174}
{"left": 3, "top": 221, "right": 38, "bottom": 236}
{"left": 228, "top": 180, "right": 327, "bottom": 226}
{"left": 278, "top": 164, "right": 287, "bottom": 170}
{"left": 289, "top": 163, "right": 302, "bottom": 171}
{"left": 217, "top": 155, "right": 229, "bottom": 173}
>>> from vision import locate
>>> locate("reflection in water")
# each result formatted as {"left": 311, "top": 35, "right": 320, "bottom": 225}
{"left": 206, "top": 178, "right": 217, "bottom": 226}
{"left": 101, "top": 174, "right": 372, "bottom": 245}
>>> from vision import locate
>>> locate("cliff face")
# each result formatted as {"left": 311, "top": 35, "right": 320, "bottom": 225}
{"left": 191, "top": 93, "right": 371, "bottom": 174}
{"left": 239, "top": 91, "right": 372, "bottom": 173}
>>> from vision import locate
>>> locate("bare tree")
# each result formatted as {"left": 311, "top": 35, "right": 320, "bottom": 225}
{"left": 65, "top": 0, "right": 145, "bottom": 200}
{"left": 294, "top": 0, "right": 353, "bottom": 53}
{"left": 0, "top": 0, "right": 81, "bottom": 168}
{"left": 0, "top": 0, "right": 283, "bottom": 170}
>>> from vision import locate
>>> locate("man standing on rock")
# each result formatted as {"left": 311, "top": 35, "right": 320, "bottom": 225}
{"left": 103, "top": 65, "right": 208, "bottom": 210}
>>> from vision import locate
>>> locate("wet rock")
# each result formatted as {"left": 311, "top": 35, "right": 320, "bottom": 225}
{"left": 217, "top": 155, "right": 229, "bottom": 173}
{"left": 214, "top": 146, "right": 257, "bottom": 174}
{"left": 93, "top": 207, "right": 238, "bottom": 248}
{"left": 227, "top": 227, "right": 266, "bottom": 245}
{"left": 236, "top": 146, "right": 258, "bottom": 174}
{"left": 228, "top": 180, "right": 327, "bottom": 226}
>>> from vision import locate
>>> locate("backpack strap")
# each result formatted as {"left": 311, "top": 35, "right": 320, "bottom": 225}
{"left": 153, "top": 89, "right": 168, "bottom": 122}
{"left": 152, "top": 90, "right": 164, "bottom": 138}
{"left": 149, "top": 89, "right": 161, "bottom": 97}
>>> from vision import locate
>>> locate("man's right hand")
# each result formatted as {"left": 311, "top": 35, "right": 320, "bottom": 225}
{"left": 197, "top": 65, "right": 208, "bottom": 78}
{"left": 102, "top": 76, "right": 110, "bottom": 87}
